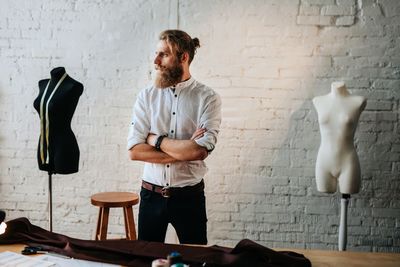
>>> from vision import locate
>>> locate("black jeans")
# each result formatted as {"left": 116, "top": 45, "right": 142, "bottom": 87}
{"left": 138, "top": 186, "right": 208, "bottom": 245}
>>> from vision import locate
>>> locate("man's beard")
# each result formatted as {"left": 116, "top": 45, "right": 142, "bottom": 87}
{"left": 154, "top": 61, "right": 183, "bottom": 89}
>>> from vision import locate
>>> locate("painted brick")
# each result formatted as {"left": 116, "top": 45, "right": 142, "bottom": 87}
{"left": 302, "top": 0, "right": 335, "bottom": 5}
{"left": 336, "top": 0, "right": 356, "bottom": 6}
{"left": 297, "top": 15, "right": 334, "bottom": 26}
{"left": 299, "top": 5, "right": 321, "bottom": 16}
{"left": 321, "top": 5, "right": 356, "bottom": 16}
{"left": 336, "top": 15, "right": 356, "bottom": 26}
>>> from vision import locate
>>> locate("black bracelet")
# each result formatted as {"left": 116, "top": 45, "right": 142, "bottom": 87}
{"left": 155, "top": 135, "right": 167, "bottom": 151}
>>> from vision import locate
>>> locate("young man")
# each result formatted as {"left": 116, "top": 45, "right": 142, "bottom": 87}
{"left": 127, "top": 30, "right": 221, "bottom": 244}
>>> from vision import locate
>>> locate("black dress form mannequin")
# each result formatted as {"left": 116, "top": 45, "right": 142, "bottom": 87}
{"left": 33, "top": 67, "right": 83, "bottom": 174}
{"left": 33, "top": 67, "right": 83, "bottom": 230}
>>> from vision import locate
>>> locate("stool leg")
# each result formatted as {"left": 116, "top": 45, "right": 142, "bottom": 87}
{"left": 123, "top": 206, "right": 136, "bottom": 240}
{"left": 96, "top": 207, "right": 110, "bottom": 241}
{"left": 95, "top": 207, "right": 102, "bottom": 240}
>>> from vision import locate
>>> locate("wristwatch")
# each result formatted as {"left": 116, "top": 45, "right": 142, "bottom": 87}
{"left": 155, "top": 134, "right": 167, "bottom": 151}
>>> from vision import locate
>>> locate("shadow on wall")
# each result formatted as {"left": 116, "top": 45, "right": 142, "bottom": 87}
{"left": 0, "top": 82, "right": 3, "bottom": 199}
{"left": 0, "top": 83, "right": 12, "bottom": 221}
{"left": 352, "top": 84, "right": 400, "bottom": 251}
{"left": 267, "top": 98, "right": 328, "bottom": 248}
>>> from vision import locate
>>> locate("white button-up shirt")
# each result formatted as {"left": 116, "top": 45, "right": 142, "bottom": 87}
{"left": 127, "top": 77, "right": 221, "bottom": 187}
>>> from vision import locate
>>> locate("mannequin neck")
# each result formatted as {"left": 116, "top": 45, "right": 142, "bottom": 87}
{"left": 331, "top": 83, "right": 350, "bottom": 97}
{"left": 50, "top": 67, "right": 67, "bottom": 81}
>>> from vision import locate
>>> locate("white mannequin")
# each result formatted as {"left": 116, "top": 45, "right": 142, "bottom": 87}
{"left": 313, "top": 81, "right": 367, "bottom": 194}
{"left": 313, "top": 81, "right": 367, "bottom": 251}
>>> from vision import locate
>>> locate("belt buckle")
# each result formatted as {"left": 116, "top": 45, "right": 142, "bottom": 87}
{"left": 161, "top": 186, "right": 170, "bottom": 198}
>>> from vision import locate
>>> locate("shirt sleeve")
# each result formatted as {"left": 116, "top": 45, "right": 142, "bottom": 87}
{"left": 127, "top": 90, "right": 150, "bottom": 150}
{"left": 194, "top": 92, "right": 222, "bottom": 153}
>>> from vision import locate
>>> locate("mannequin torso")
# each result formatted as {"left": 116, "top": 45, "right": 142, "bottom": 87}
{"left": 312, "top": 82, "right": 367, "bottom": 194}
{"left": 33, "top": 67, "right": 83, "bottom": 174}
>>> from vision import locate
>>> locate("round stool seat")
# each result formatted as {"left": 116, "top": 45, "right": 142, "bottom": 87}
{"left": 90, "top": 191, "right": 139, "bottom": 241}
{"left": 91, "top": 192, "right": 139, "bottom": 208}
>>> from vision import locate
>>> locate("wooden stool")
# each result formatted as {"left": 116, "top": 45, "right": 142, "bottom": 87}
{"left": 91, "top": 192, "right": 139, "bottom": 241}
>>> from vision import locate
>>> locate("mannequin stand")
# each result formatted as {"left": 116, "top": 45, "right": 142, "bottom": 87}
{"left": 339, "top": 194, "right": 350, "bottom": 251}
{"left": 48, "top": 171, "right": 53, "bottom": 232}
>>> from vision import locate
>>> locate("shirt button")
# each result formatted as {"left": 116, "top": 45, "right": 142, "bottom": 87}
{"left": 171, "top": 130, "right": 174, "bottom": 133}
{"left": 172, "top": 112, "right": 176, "bottom": 115}
{"left": 174, "top": 94, "right": 177, "bottom": 97}
{"left": 167, "top": 164, "right": 170, "bottom": 168}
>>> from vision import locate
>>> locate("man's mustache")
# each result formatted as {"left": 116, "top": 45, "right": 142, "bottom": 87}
{"left": 155, "top": 65, "right": 166, "bottom": 71}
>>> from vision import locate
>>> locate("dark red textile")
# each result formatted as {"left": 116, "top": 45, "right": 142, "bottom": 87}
{"left": 0, "top": 218, "right": 311, "bottom": 267}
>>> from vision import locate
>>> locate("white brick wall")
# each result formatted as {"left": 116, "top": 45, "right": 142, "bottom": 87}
{"left": 0, "top": 0, "right": 399, "bottom": 252}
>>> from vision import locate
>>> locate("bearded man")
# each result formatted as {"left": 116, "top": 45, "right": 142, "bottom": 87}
{"left": 127, "top": 30, "right": 222, "bottom": 244}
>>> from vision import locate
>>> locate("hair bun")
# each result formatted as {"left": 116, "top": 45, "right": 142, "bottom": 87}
{"left": 192, "top": 38, "right": 200, "bottom": 49}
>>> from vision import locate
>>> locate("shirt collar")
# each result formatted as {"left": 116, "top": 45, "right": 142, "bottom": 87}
{"left": 172, "top": 76, "right": 195, "bottom": 90}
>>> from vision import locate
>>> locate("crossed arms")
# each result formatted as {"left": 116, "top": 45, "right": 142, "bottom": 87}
{"left": 129, "top": 128, "right": 208, "bottom": 164}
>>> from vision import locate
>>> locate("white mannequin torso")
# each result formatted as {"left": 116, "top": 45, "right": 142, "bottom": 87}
{"left": 312, "top": 82, "right": 367, "bottom": 194}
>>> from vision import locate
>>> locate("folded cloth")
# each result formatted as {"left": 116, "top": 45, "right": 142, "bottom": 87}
{"left": 0, "top": 218, "right": 311, "bottom": 267}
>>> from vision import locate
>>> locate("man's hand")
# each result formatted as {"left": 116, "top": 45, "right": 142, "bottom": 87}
{"left": 146, "top": 133, "right": 158, "bottom": 147}
{"left": 191, "top": 127, "right": 207, "bottom": 140}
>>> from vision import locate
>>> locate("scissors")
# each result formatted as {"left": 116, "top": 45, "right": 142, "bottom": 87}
{"left": 21, "top": 246, "right": 71, "bottom": 259}
{"left": 21, "top": 246, "right": 46, "bottom": 255}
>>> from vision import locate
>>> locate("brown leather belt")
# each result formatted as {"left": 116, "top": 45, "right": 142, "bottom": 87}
{"left": 141, "top": 180, "right": 204, "bottom": 198}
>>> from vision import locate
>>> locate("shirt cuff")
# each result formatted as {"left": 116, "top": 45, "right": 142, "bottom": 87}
{"left": 194, "top": 138, "right": 215, "bottom": 153}
{"left": 127, "top": 137, "right": 144, "bottom": 150}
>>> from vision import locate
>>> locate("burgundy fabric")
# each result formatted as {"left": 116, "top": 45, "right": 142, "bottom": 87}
{"left": 0, "top": 218, "right": 311, "bottom": 267}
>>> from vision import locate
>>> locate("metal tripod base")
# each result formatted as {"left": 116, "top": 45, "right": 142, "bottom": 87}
{"left": 48, "top": 171, "right": 53, "bottom": 232}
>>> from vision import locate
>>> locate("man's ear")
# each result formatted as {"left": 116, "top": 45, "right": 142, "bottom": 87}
{"left": 180, "top": 52, "right": 189, "bottom": 63}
